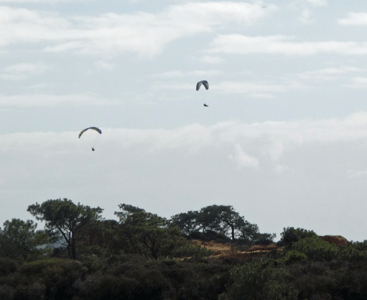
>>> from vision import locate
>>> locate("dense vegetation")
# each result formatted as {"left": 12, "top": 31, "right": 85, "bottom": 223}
{"left": 0, "top": 198, "right": 366, "bottom": 299}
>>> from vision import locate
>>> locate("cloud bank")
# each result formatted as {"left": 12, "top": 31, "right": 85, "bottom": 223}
{"left": 0, "top": 3, "right": 267, "bottom": 57}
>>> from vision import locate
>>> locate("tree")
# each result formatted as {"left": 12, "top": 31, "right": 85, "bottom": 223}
{"left": 279, "top": 227, "right": 317, "bottom": 248}
{"left": 114, "top": 204, "right": 192, "bottom": 259}
{"left": 27, "top": 198, "right": 103, "bottom": 260}
{"left": 114, "top": 203, "right": 145, "bottom": 225}
{"left": 197, "top": 205, "right": 262, "bottom": 241}
{"left": 196, "top": 205, "right": 223, "bottom": 233}
{"left": 211, "top": 205, "right": 245, "bottom": 240}
{"left": 170, "top": 211, "right": 200, "bottom": 236}
{"left": 0, "top": 218, "right": 49, "bottom": 260}
{"left": 173, "top": 205, "right": 275, "bottom": 244}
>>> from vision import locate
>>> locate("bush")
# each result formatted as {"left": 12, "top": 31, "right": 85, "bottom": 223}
{"left": 279, "top": 227, "right": 318, "bottom": 248}
{"left": 291, "top": 236, "right": 338, "bottom": 261}
{"left": 291, "top": 261, "right": 338, "bottom": 300}
{"left": 77, "top": 263, "right": 170, "bottom": 300}
{"left": 0, "top": 258, "right": 18, "bottom": 276}
{"left": 0, "top": 284, "right": 15, "bottom": 300}
{"left": 337, "top": 242, "right": 367, "bottom": 262}
{"left": 17, "top": 258, "right": 87, "bottom": 300}
{"left": 221, "top": 260, "right": 298, "bottom": 300}
{"left": 276, "top": 250, "right": 308, "bottom": 265}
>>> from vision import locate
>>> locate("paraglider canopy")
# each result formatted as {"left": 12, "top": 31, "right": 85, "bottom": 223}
{"left": 78, "top": 127, "right": 102, "bottom": 152}
{"left": 78, "top": 127, "right": 102, "bottom": 139}
{"left": 196, "top": 80, "right": 209, "bottom": 91}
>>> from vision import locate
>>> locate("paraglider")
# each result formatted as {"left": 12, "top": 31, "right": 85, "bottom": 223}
{"left": 78, "top": 127, "right": 102, "bottom": 138}
{"left": 196, "top": 80, "right": 209, "bottom": 107}
{"left": 196, "top": 80, "right": 209, "bottom": 91}
{"left": 78, "top": 127, "right": 102, "bottom": 151}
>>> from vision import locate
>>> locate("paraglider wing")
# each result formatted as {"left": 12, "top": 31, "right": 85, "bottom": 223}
{"left": 196, "top": 80, "right": 209, "bottom": 91}
{"left": 78, "top": 127, "right": 102, "bottom": 138}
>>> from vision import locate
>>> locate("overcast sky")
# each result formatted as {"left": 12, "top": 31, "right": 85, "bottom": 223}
{"left": 2, "top": 0, "right": 367, "bottom": 242}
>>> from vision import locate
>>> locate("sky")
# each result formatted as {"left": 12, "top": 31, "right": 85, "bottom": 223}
{"left": 1, "top": 0, "right": 367, "bottom": 242}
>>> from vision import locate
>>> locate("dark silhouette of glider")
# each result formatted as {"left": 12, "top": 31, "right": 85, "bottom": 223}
{"left": 78, "top": 127, "right": 102, "bottom": 138}
{"left": 196, "top": 80, "right": 209, "bottom": 91}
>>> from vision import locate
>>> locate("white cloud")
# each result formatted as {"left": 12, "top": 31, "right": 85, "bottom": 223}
{"left": 0, "top": 93, "right": 116, "bottom": 107}
{"left": 94, "top": 60, "right": 115, "bottom": 71}
{"left": 229, "top": 144, "right": 259, "bottom": 169}
{"left": 151, "top": 78, "right": 305, "bottom": 97}
{"left": 297, "top": 66, "right": 363, "bottom": 80}
{"left": 0, "top": 62, "right": 50, "bottom": 80}
{"left": 338, "top": 13, "right": 367, "bottom": 26}
{"left": 347, "top": 169, "right": 367, "bottom": 178}
{"left": 306, "top": 0, "right": 327, "bottom": 6}
{"left": 151, "top": 69, "right": 222, "bottom": 78}
{"left": 343, "top": 77, "right": 367, "bottom": 89}
{"left": 292, "top": 0, "right": 327, "bottom": 7}
{"left": 98, "top": 112, "right": 367, "bottom": 164}
{"left": 3, "top": 112, "right": 367, "bottom": 243}
{"left": 0, "top": 3, "right": 267, "bottom": 58}
{"left": 214, "top": 80, "right": 306, "bottom": 97}
{"left": 2, "top": 112, "right": 367, "bottom": 171}
{"left": 207, "top": 34, "right": 367, "bottom": 56}
{"left": 200, "top": 55, "right": 224, "bottom": 64}
{"left": 0, "top": 0, "right": 79, "bottom": 2}
{"left": 299, "top": 9, "right": 313, "bottom": 24}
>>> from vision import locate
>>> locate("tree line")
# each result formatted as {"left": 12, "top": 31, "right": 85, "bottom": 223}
{"left": 0, "top": 198, "right": 274, "bottom": 261}
{"left": 2, "top": 198, "right": 367, "bottom": 299}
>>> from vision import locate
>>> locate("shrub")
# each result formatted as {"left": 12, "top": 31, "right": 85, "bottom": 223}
{"left": 77, "top": 266, "right": 170, "bottom": 300}
{"left": 0, "top": 284, "right": 15, "bottom": 300}
{"left": 17, "top": 258, "right": 86, "bottom": 300}
{"left": 276, "top": 250, "right": 308, "bottom": 265}
{"left": 291, "top": 236, "right": 338, "bottom": 261}
{"left": 0, "top": 258, "right": 18, "bottom": 276}
{"left": 279, "top": 227, "right": 318, "bottom": 248}
{"left": 221, "top": 260, "right": 298, "bottom": 300}
{"left": 337, "top": 242, "right": 367, "bottom": 262}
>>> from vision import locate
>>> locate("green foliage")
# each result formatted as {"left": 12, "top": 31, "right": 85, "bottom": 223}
{"left": 0, "top": 284, "right": 15, "bottom": 300}
{"left": 291, "top": 236, "right": 338, "bottom": 261}
{"left": 171, "top": 211, "right": 200, "bottom": 236}
{"left": 336, "top": 241, "right": 367, "bottom": 261}
{"left": 252, "top": 233, "right": 277, "bottom": 245}
{"left": 27, "top": 198, "right": 103, "bottom": 260}
{"left": 276, "top": 250, "right": 308, "bottom": 265}
{"left": 5, "top": 201, "right": 367, "bottom": 299}
{"left": 279, "top": 227, "right": 318, "bottom": 248}
{"left": 114, "top": 204, "right": 145, "bottom": 224}
{"left": 115, "top": 205, "right": 198, "bottom": 259}
{"left": 17, "top": 258, "right": 87, "bottom": 299}
{"left": 0, "top": 258, "right": 87, "bottom": 300}
{"left": 290, "top": 261, "right": 341, "bottom": 299}
{"left": 74, "top": 255, "right": 230, "bottom": 300}
{"left": 222, "top": 260, "right": 298, "bottom": 300}
{"left": 0, "top": 258, "right": 18, "bottom": 276}
{"left": 189, "top": 230, "right": 230, "bottom": 242}
{"left": 173, "top": 205, "right": 275, "bottom": 244}
{"left": 0, "top": 219, "right": 50, "bottom": 261}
